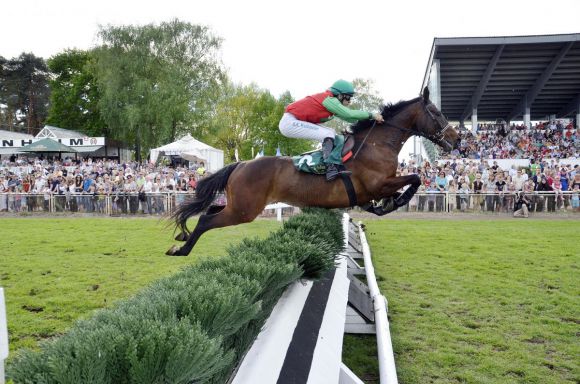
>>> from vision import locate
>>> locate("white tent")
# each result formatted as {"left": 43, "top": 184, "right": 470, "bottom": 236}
{"left": 150, "top": 134, "right": 224, "bottom": 172}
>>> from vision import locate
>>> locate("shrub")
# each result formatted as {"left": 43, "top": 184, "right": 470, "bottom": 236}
{"left": 8, "top": 209, "right": 343, "bottom": 383}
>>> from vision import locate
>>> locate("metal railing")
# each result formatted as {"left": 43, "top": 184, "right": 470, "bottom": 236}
{"left": 398, "top": 191, "right": 578, "bottom": 214}
{"left": 0, "top": 191, "right": 577, "bottom": 216}
{"left": 0, "top": 192, "right": 191, "bottom": 216}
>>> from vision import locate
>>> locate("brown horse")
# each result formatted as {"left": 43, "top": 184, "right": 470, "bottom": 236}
{"left": 167, "top": 87, "right": 458, "bottom": 256}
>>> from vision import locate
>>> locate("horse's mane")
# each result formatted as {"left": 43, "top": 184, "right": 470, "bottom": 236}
{"left": 350, "top": 96, "right": 422, "bottom": 133}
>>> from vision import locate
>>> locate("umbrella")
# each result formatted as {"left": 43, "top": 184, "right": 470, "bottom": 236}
{"left": 20, "top": 138, "right": 77, "bottom": 153}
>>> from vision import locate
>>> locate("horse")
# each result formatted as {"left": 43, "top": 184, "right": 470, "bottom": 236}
{"left": 166, "top": 87, "right": 458, "bottom": 256}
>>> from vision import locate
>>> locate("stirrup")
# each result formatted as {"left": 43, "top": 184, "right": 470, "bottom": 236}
{"left": 326, "top": 164, "right": 351, "bottom": 181}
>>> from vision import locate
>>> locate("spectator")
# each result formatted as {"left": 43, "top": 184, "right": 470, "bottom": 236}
{"left": 485, "top": 174, "right": 496, "bottom": 212}
{"left": 513, "top": 191, "right": 531, "bottom": 218}
{"left": 572, "top": 172, "right": 580, "bottom": 190}
{"left": 435, "top": 171, "right": 447, "bottom": 211}
{"left": 571, "top": 185, "right": 579, "bottom": 212}
{"left": 534, "top": 175, "right": 552, "bottom": 212}
{"left": 552, "top": 176, "right": 564, "bottom": 210}
{"left": 513, "top": 169, "right": 526, "bottom": 191}
{"left": 495, "top": 173, "right": 507, "bottom": 212}
{"left": 196, "top": 162, "right": 206, "bottom": 177}
{"left": 447, "top": 180, "right": 457, "bottom": 211}
{"left": 125, "top": 174, "right": 138, "bottom": 214}
{"left": 472, "top": 173, "right": 484, "bottom": 211}
{"left": 458, "top": 182, "right": 470, "bottom": 212}
{"left": 188, "top": 174, "right": 197, "bottom": 190}
{"left": 142, "top": 175, "right": 153, "bottom": 214}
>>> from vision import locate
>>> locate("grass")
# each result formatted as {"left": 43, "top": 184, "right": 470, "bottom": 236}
{"left": 1, "top": 217, "right": 578, "bottom": 383}
{"left": 0, "top": 217, "right": 280, "bottom": 352}
{"left": 343, "top": 219, "right": 579, "bottom": 384}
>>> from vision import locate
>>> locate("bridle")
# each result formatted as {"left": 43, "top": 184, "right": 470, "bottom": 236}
{"left": 381, "top": 98, "right": 452, "bottom": 144}
{"left": 353, "top": 97, "right": 452, "bottom": 159}
{"left": 423, "top": 101, "right": 452, "bottom": 143}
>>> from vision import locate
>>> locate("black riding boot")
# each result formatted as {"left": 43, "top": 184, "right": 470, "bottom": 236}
{"left": 322, "top": 137, "right": 350, "bottom": 181}
{"left": 322, "top": 138, "right": 337, "bottom": 181}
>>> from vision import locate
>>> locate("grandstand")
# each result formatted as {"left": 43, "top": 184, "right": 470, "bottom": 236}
{"left": 418, "top": 33, "right": 580, "bottom": 162}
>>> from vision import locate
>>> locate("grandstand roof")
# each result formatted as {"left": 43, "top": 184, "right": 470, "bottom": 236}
{"left": 422, "top": 33, "right": 580, "bottom": 123}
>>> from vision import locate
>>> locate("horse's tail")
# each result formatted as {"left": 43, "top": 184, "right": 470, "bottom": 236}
{"left": 172, "top": 162, "right": 240, "bottom": 232}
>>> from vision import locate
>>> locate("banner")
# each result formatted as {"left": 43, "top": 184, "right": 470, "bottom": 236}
{"left": 0, "top": 137, "right": 105, "bottom": 148}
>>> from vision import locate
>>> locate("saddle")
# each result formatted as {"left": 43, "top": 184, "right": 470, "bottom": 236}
{"left": 341, "top": 134, "right": 355, "bottom": 161}
{"left": 292, "top": 134, "right": 355, "bottom": 175}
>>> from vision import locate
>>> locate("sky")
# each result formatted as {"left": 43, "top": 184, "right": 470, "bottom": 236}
{"left": 3, "top": 0, "right": 579, "bottom": 104}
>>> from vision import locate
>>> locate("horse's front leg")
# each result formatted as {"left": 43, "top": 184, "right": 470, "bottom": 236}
{"left": 365, "top": 174, "right": 421, "bottom": 216}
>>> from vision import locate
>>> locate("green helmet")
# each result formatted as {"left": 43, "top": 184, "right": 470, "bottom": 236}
{"left": 329, "top": 79, "right": 355, "bottom": 96}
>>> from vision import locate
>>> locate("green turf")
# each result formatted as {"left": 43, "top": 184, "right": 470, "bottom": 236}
{"left": 1, "top": 217, "right": 578, "bottom": 383}
{"left": 343, "top": 219, "right": 579, "bottom": 384}
{"left": 0, "top": 217, "right": 280, "bottom": 352}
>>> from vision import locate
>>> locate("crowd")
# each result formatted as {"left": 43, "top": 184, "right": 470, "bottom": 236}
{"left": 396, "top": 157, "right": 580, "bottom": 213}
{"left": 446, "top": 120, "right": 579, "bottom": 160}
{"left": 1, "top": 150, "right": 580, "bottom": 215}
{"left": 0, "top": 157, "right": 208, "bottom": 214}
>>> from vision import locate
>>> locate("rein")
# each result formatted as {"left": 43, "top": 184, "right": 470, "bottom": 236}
{"left": 352, "top": 120, "right": 376, "bottom": 159}
{"left": 352, "top": 100, "right": 451, "bottom": 158}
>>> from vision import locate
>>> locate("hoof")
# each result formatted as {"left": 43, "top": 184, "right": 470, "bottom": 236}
{"left": 166, "top": 245, "right": 185, "bottom": 256}
{"left": 174, "top": 232, "right": 188, "bottom": 241}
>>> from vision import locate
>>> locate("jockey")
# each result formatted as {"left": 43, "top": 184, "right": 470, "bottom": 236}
{"left": 279, "top": 79, "right": 384, "bottom": 181}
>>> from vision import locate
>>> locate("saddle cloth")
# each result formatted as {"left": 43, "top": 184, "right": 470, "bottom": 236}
{"left": 292, "top": 134, "right": 354, "bottom": 175}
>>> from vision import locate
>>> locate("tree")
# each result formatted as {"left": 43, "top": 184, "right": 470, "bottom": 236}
{"left": 93, "top": 19, "right": 225, "bottom": 161}
{"left": 0, "top": 53, "right": 50, "bottom": 134}
{"left": 46, "top": 49, "right": 105, "bottom": 135}
{"left": 206, "top": 83, "right": 312, "bottom": 162}
{"left": 324, "top": 78, "right": 383, "bottom": 132}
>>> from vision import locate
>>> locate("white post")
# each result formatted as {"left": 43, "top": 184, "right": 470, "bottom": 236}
{"left": 276, "top": 207, "right": 282, "bottom": 222}
{"left": 0, "top": 288, "right": 8, "bottom": 384}
{"left": 471, "top": 108, "right": 478, "bottom": 133}
{"left": 357, "top": 223, "right": 399, "bottom": 384}
{"left": 524, "top": 107, "right": 531, "bottom": 129}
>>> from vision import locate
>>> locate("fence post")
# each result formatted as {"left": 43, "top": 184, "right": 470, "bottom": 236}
{"left": 0, "top": 287, "right": 8, "bottom": 384}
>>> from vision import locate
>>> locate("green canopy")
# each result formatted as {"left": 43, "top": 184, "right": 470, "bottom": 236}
{"left": 19, "top": 138, "right": 77, "bottom": 153}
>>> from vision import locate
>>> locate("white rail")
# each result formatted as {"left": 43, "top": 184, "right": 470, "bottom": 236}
{"left": 0, "top": 288, "right": 8, "bottom": 384}
{"left": 357, "top": 222, "right": 399, "bottom": 384}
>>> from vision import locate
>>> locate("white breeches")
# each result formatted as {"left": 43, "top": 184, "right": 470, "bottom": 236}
{"left": 279, "top": 113, "right": 335, "bottom": 142}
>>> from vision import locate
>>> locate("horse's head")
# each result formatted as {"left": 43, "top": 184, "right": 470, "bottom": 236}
{"left": 351, "top": 89, "right": 459, "bottom": 153}
{"left": 418, "top": 87, "right": 459, "bottom": 152}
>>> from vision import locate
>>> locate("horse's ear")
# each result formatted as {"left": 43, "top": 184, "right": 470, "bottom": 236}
{"left": 423, "top": 87, "right": 430, "bottom": 101}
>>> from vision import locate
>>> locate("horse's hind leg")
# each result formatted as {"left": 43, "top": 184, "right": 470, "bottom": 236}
{"left": 174, "top": 230, "right": 189, "bottom": 242}
{"left": 173, "top": 205, "right": 225, "bottom": 242}
{"left": 166, "top": 205, "right": 260, "bottom": 256}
